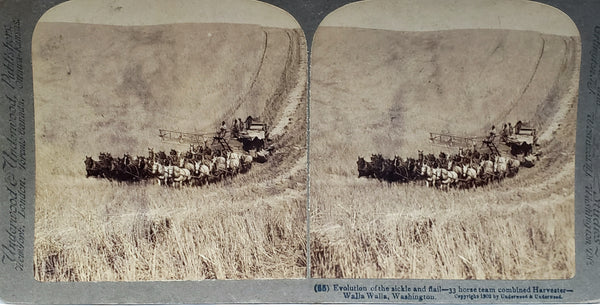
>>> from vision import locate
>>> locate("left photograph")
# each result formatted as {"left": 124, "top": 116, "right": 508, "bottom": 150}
{"left": 33, "top": 0, "right": 307, "bottom": 281}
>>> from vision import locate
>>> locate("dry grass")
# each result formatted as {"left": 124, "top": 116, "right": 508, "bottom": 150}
{"left": 310, "top": 27, "right": 579, "bottom": 279}
{"left": 35, "top": 169, "right": 306, "bottom": 281}
{"left": 310, "top": 169, "right": 574, "bottom": 279}
{"left": 33, "top": 22, "right": 308, "bottom": 281}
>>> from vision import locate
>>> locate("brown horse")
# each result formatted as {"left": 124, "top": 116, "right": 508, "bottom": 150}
{"left": 357, "top": 156, "right": 375, "bottom": 178}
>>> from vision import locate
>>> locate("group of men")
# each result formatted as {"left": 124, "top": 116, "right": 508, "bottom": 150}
{"left": 488, "top": 120, "right": 531, "bottom": 142}
{"left": 218, "top": 117, "right": 255, "bottom": 138}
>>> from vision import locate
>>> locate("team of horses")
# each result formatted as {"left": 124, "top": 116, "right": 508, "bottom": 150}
{"left": 357, "top": 148, "right": 529, "bottom": 190}
{"left": 85, "top": 147, "right": 253, "bottom": 187}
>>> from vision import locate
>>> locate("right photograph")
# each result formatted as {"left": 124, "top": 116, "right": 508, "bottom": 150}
{"left": 309, "top": 0, "right": 580, "bottom": 279}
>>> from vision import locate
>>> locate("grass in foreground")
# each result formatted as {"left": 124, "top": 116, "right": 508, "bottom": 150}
{"left": 35, "top": 169, "right": 307, "bottom": 281}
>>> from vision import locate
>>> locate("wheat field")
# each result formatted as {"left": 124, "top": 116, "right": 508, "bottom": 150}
{"left": 309, "top": 27, "right": 580, "bottom": 279}
{"left": 33, "top": 21, "right": 308, "bottom": 281}
{"left": 32, "top": 10, "right": 581, "bottom": 281}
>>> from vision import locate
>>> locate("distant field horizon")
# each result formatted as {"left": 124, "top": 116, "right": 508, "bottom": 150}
{"left": 316, "top": 0, "right": 579, "bottom": 36}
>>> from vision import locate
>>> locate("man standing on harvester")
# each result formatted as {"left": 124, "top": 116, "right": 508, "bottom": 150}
{"left": 218, "top": 121, "right": 227, "bottom": 138}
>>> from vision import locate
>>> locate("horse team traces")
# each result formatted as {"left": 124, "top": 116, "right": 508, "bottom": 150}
{"left": 357, "top": 149, "right": 531, "bottom": 190}
{"left": 84, "top": 147, "right": 253, "bottom": 187}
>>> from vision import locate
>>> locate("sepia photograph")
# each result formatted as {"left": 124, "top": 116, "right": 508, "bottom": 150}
{"left": 310, "top": 0, "right": 580, "bottom": 279}
{"left": 32, "top": 0, "right": 308, "bottom": 281}
{"left": 1, "top": 0, "right": 600, "bottom": 303}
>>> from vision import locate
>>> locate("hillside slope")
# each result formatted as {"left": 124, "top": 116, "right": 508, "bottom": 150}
{"left": 33, "top": 22, "right": 304, "bottom": 174}
{"left": 33, "top": 22, "right": 308, "bottom": 281}
{"left": 310, "top": 27, "right": 580, "bottom": 279}
{"left": 311, "top": 27, "right": 579, "bottom": 163}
